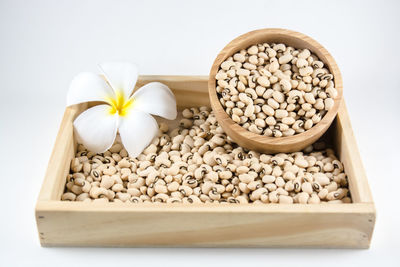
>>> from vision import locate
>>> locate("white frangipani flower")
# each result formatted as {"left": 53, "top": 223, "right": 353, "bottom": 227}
{"left": 67, "top": 62, "right": 177, "bottom": 158}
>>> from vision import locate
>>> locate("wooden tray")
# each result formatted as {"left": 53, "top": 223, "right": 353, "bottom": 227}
{"left": 35, "top": 76, "right": 375, "bottom": 248}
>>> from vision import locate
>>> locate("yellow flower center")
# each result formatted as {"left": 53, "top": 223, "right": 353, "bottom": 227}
{"left": 107, "top": 91, "right": 134, "bottom": 116}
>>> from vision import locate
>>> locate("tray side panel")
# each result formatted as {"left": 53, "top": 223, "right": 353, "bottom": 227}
{"left": 135, "top": 75, "right": 210, "bottom": 109}
{"left": 36, "top": 202, "right": 375, "bottom": 248}
{"left": 37, "top": 105, "right": 85, "bottom": 201}
{"left": 334, "top": 101, "right": 374, "bottom": 203}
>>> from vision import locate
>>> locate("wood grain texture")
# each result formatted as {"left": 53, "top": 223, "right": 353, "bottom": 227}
{"left": 36, "top": 202, "right": 375, "bottom": 248}
{"left": 208, "top": 28, "right": 343, "bottom": 153}
{"left": 37, "top": 104, "right": 86, "bottom": 201}
{"left": 35, "top": 75, "right": 374, "bottom": 248}
{"left": 334, "top": 102, "right": 373, "bottom": 203}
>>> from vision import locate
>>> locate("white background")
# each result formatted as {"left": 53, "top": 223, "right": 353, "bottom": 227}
{"left": 1, "top": 0, "right": 399, "bottom": 266}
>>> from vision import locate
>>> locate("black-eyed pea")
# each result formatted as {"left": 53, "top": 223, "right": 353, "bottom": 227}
{"left": 251, "top": 187, "right": 268, "bottom": 201}
{"left": 326, "top": 181, "right": 338, "bottom": 192}
{"left": 81, "top": 180, "right": 91, "bottom": 193}
{"left": 220, "top": 60, "right": 235, "bottom": 70}
{"left": 270, "top": 156, "right": 284, "bottom": 166}
{"left": 91, "top": 181, "right": 100, "bottom": 188}
{"left": 260, "top": 104, "right": 274, "bottom": 117}
{"left": 246, "top": 45, "right": 258, "bottom": 55}
{"left": 82, "top": 162, "right": 91, "bottom": 175}
{"left": 235, "top": 195, "right": 248, "bottom": 204}
{"left": 112, "top": 183, "right": 123, "bottom": 192}
{"left": 233, "top": 52, "right": 246, "bottom": 63}
{"left": 296, "top": 192, "right": 309, "bottom": 204}
{"left": 311, "top": 182, "right": 322, "bottom": 192}
{"left": 278, "top": 53, "right": 292, "bottom": 64}
{"left": 93, "top": 198, "right": 108, "bottom": 203}
{"left": 248, "top": 55, "right": 258, "bottom": 65}
{"left": 61, "top": 192, "right": 76, "bottom": 201}
{"left": 115, "top": 192, "right": 129, "bottom": 202}
{"left": 308, "top": 193, "right": 320, "bottom": 204}
{"left": 264, "top": 183, "right": 277, "bottom": 192}
{"left": 293, "top": 179, "right": 302, "bottom": 193}
{"left": 267, "top": 97, "right": 280, "bottom": 109}
{"left": 186, "top": 195, "right": 201, "bottom": 204}
{"left": 268, "top": 191, "right": 279, "bottom": 203}
{"left": 284, "top": 180, "right": 295, "bottom": 191}
{"left": 271, "top": 129, "right": 282, "bottom": 137}
{"left": 219, "top": 170, "right": 232, "bottom": 180}
{"left": 103, "top": 165, "right": 116, "bottom": 176}
{"left": 282, "top": 171, "right": 295, "bottom": 183}
{"left": 271, "top": 166, "right": 282, "bottom": 177}
{"left": 248, "top": 124, "right": 263, "bottom": 134}
{"left": 314, "top": 98, "right": 324, "bottom": 110}
{"left": 89, "top": 187, "right": 108, "bottom": 199}
{"left": 318, "top": 188, "right": 329, "bottom": 200}
{"left": 192, "top": 187, "right": 201, "bottom": 196}
{"left": 178, "top": 185, "right": 192, "bottom": 197}
{"left": 153, "top": 193, "right": 169, "bottom": 203}
{"left": 324, "top": 98, "right": 334, "bottom": 110}
{"left": 165, "top": 181, "right": 178, "bottom": 192}
{"left": 165, "top": 197, "right": 180, "bottom": 203}
{"left": 146, "top": 185, "right": 155, "bottom": 197}
{"left": 301, "top": 182, "right": 313, "bottom": 194}
{"left": 247, "top": 181, "right": 261, "bottom": 191}
{"left": 294, "top": 156, "right": 308, "bottom": 168}
{"left": 111, "top": 152, "right": 122, "bottom": 162}
{"left": 75, "top": 192, "right": 89, "bottom": 201}
{"left": 243, "top": 62, "right": 257, "bottom": 70}
{"left": 120, "top": 168, "right": 131, "bottom": 180}
{"left": 154, "top": 183, "right": 168, "bottom": 194}
{"left": 201, "top": 170, "right": 216, "bottom": 182}
{"left": 279, "top": 195, "right": 293, "bottom": 204}
{"left": 108, "top": 143, "right": 122, "bottom": 153}
{"left": 209, "top": 188, "right": 221, "bottom": 201}
{"left": 69, "top": 184, "right": 83, "bottom": 195}
{"left": 275, "top": 177, "right": 285, "bottom": 187}
{"left": 129, "top": 196, "right": 143, "bottom": 203}
{"left": 239, "top": 174, "right": 254, "bottom": 184}
{"left": 238, "top": 182, "right": 250, "bottom": 194}
{"left": 313, "top": 173, "right": 330, "bottom": 186}
{"left": 118, "top": 158, "right": 131, "bottom": 168}
{"left": 140, "top": 194, "right": 151, "bottom": 202}
{"left": 276, "top": 187, "right": 289, "bottom": 196}
{"left": 72, "top": 173, "right": 85, "bottom": 184}
{"left": 326, "top": 87, "right": 338, "bottom": 99}
{"left": 332, "top": 160, "right": 344, "bottom": 171}
{"left": 274, "top": 109, "right": 288, "bottom": 119}
{"left": 342, "top": 197, "right": 351, "bottom": 203}
{"left": 223, "top": 183, "right": 234, "bottom": 193}
{"left": 157, "top": 122, "right": 169, "bottom": 133}
{"left": 127, "top": 187, "right": 141, "bottom": 197}
{"left": 258, "top": 193, "right": 269, "bottom": 203}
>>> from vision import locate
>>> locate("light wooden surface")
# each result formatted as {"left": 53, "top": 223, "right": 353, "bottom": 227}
{"left": 208, "top": 28, "right": 343, "bottom": 153}
{"left": 333, "top": 102, "right": 373, "bottom": 203}
{"left": 35, "top": 75, "right": 374, "bottom": 248}
{"left": 36, "top": 202, "right": 374, "bottom": 248}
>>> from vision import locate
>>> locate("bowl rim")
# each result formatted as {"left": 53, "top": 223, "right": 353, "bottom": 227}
{"left": 208, "top": 28, "right": 343, "bottom": 149}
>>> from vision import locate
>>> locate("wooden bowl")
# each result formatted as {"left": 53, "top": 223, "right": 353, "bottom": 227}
{"left": 208, "top": 28, "right": 343, "bottom": 153}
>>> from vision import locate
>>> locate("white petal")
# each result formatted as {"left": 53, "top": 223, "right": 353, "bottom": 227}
{"left": 132, "top": 82, "right": 177, "bottom": 120}
{"left": 99, "top": 62, "right": 138, "bottom": 99}
{"left": 67, "top": 72, "right": 114, "bottom": 106}
{"left": 118, "top": 110, "right": 159, "bottom": 158}
{"left": 73, "top": 105, "right": 118, "bottom": 153}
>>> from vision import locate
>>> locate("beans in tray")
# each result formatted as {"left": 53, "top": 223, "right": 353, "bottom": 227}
{"left": 63, "top": 106, "right": 350, "bottom": 204}
{"left": 216, "top": 42, "right": 338, "bottom": 137}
